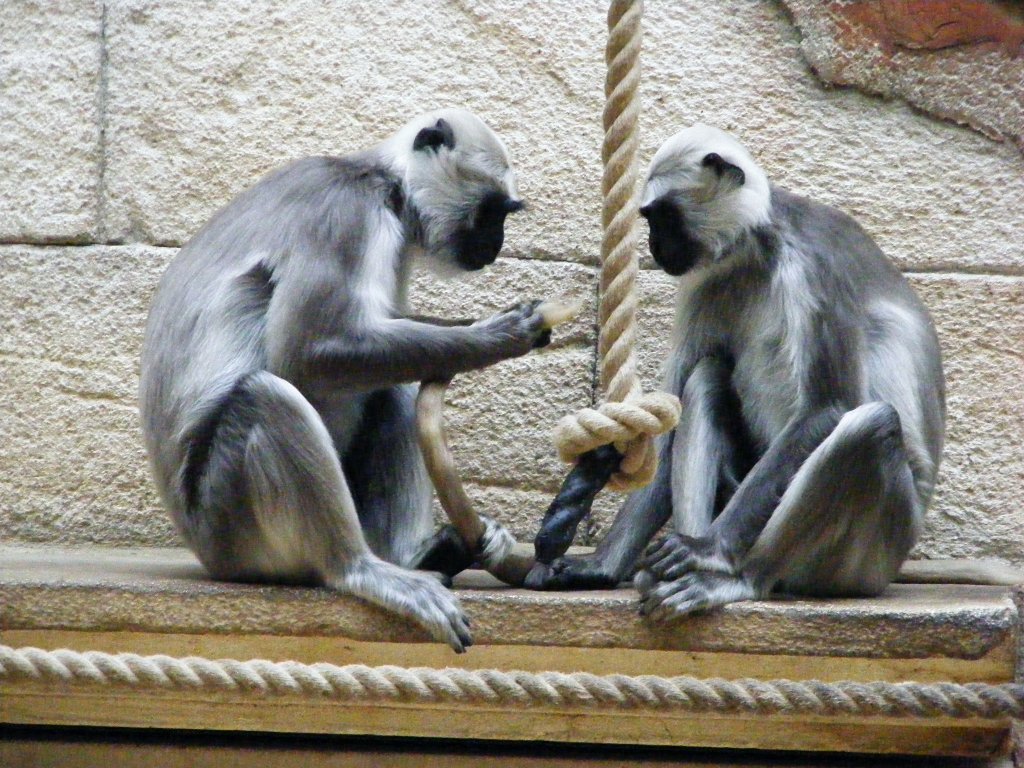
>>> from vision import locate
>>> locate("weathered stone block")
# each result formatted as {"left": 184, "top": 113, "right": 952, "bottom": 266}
{"left": 0, "top": 1, "right": 103, "bottom": 242}
{"left": 638, "top": 0, "right": 1024, "bottom": 275}
{"left": 0, "top": 245, "right": 174, "bottom": 545}
{"left": 101, "top": 0, "right": 607, "bottom": 263}
{"left": 99, "top": 1, "right": 1024, "bottom": 276}
{"left": 910, "top": 274, "right": 1024, "bottom": 566}
{"left": 783, "top": 0, "right": 1024, "bottom": 150}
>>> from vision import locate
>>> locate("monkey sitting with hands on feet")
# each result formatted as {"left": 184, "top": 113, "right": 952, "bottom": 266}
{"left": 140, "top": 109, "right": 551, "bottom": 652}
{"left": 537, "top": 125, "right": 945, "bottom": 622}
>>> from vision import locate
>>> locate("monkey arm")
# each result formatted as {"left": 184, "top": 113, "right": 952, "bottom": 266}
{"left": 304, "top": 312, "right": 543, "bottom": 391}
{"left": 402, "top": 315, "right": 477, "bottom": 327}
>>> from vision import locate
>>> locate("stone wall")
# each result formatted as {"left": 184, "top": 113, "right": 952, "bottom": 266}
{"left": 1, "top": 1, "right": 1021, "bottom": 564}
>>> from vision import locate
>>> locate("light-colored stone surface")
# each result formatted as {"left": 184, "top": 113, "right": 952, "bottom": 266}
{"left": 100, "top": 0, "right": 607, "bottom": 260}
{"left": 98, "top": 1, "right": 1024, "bottom": 274}
{"left": 2, "top": 545, "right": 1017, "bottom": 662}
{"left": 0, "top": 0, "right": 103, "bottom": 242}
{"left": 0, "top": 245, "right": 172, "bottom": 545}
{"left": 0, "top": 245, "right": 595, "bottom": 547}
{"left": 910, "top": 274, "right": 1024, "bottom": 564}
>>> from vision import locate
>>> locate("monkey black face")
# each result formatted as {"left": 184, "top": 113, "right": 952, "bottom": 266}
{"left": 452, "top": 192, "right": 525, "bottom": 271}
{"left": 639, "top": 197, "right": 704, "bottom": 276}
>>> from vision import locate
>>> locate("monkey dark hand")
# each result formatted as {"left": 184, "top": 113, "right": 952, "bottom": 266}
{"left": 525, "top": 552, "right": 621, "bottom": 590}
{"left": 476, "top": 300, "right": 553, "bottom": 356}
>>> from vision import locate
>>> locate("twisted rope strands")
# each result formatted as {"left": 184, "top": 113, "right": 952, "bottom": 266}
{"left": 552, "top": 0, "right": 681, "bottom": 492}
{"left": 599, "top": 0, "right": 644, "bottom": 406}
{"left": 3, "top": 645, "right": 1022, "bottom": 720}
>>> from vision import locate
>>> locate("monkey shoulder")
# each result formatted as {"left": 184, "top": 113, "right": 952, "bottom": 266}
{"left": 769, "top": 185, "right": 903, "bottom": 290}
{"left": 258, "top": 155, "right": 404, "bottom": 218}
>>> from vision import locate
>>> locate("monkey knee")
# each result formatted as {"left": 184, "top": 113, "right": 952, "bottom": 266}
{"left": 839, "top": 402, "right": 901, "bottom": 441}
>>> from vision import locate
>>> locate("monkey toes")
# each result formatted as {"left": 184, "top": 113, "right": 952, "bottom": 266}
{"left": 340, "top": 558, "right": 473, "bottom": 653}
{"left": 640, "top": 533, "right": 733, "bottom": 582}
{"left": 637, "top": 571, "right": 755, "bottom": 622}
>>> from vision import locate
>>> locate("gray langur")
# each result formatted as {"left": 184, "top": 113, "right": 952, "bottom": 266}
{"left": 536, "top": 124, "right": 946, "bottom": 618}
{"left": 139, "top": 109, "right": 549, "bottom": 651}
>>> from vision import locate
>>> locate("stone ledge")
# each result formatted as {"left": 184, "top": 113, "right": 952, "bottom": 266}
{"left": 0, "top": 545, "right": 1020, "bottom": 758}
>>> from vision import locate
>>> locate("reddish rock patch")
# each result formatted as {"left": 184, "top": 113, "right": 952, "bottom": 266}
{"left": 831, "top": 0, "right": 1024, "bottom": 56}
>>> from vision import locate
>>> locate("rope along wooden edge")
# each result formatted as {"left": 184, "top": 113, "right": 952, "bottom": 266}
{"left": 3, "top": 645, "right": 1022, "bottom": 720}
{"left": 555, "top": 0, "right": 680, "bottom": 492}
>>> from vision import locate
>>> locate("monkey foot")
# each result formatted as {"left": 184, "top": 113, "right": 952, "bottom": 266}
{"left": 636, "top": 570, "right": 756, "bottom": 622}
{"left": 408, "top": 524, "right": 475, "bottom": 582}
{"left": 339, "top": 557, "right": 473, "bottom": 653}
{"left": 640, "top": 532, "right": 735, "bottom": 583}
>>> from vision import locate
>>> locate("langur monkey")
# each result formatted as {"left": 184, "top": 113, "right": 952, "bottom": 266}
{"left": 140, "top": 109, "right": 549, "bottom": 651}
{"left": 537, "top": 124, "right": 948, "bottom": 618}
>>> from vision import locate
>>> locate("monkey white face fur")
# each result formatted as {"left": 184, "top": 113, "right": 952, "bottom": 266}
{"left": 381, "top": 108, "right": 523, "bottom": 275}
{"left": 640, "top": 124, "right": 771, "bottom": 274}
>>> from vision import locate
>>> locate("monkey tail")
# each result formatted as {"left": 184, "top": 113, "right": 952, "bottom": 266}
{"left": 896, "top": 559, "right": 1023, "bottom": 586}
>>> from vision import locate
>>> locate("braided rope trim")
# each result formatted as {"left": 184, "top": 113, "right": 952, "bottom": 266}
{"left": 3, "top": 645, "right": 1022, "bottom": 720}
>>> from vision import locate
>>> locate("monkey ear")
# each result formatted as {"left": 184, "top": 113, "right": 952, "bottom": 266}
{"left": 413, "top": 118, "right": 456, "bottom": 152}
{"left": 701, "top": 152, "right": 745, "bottom": 187}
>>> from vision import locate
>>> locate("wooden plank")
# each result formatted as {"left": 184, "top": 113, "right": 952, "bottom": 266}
{"left": 0, "top": 545, "right": 1019, "bottom": 757}
{"left": 0, "top": 683, "right": 1010, "bottom": 758}
{"left": 2, "top": 730, "right": 1012, "bottom": 768}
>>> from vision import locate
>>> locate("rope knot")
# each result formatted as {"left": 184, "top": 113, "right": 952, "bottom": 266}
{"left": 553, "top": 391, "right": 681, "bottom": 491}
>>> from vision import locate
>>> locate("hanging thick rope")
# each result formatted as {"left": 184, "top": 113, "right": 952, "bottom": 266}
{"left": 553, "top": 0, "right": 680, "bottom": 492}
{"left": 3, "top": 644, "right": 1022, "bottom": 720}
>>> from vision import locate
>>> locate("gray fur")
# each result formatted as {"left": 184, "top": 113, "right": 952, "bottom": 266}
{"left": 542, "top": 125, "right": 944, "bottom": 614}
{"left": 139, "top": 109, "right": 542, "bottom": 651}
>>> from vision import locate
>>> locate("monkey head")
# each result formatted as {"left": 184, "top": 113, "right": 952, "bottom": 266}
{"left": 388, "top": 108, "right": 525, "bottom": 273}
{"left": 639, "top": 124, "right": 770, "bottom": 276}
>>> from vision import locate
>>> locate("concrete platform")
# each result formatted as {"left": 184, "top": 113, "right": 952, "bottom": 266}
{"left": 0, "top": 545, "right": 1020, "bottom": 759}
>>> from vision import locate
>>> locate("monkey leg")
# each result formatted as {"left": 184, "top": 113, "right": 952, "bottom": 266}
{"left": 669, "top": 355, "right": 755, "bottom": 536}
{"left": 637, "top": 402, "right": 920, "bottom": 621}
{"left": 526, "top": 432, "right": 673, "bottom": 590}
{"left": 191, "top": 372, "right": 472, "bottom": 652}
{"left": 342, "top": 385, "right": 435, "bottom": 568}
{"left": 533, "top": 444, "right": 623, "bottom": 564}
